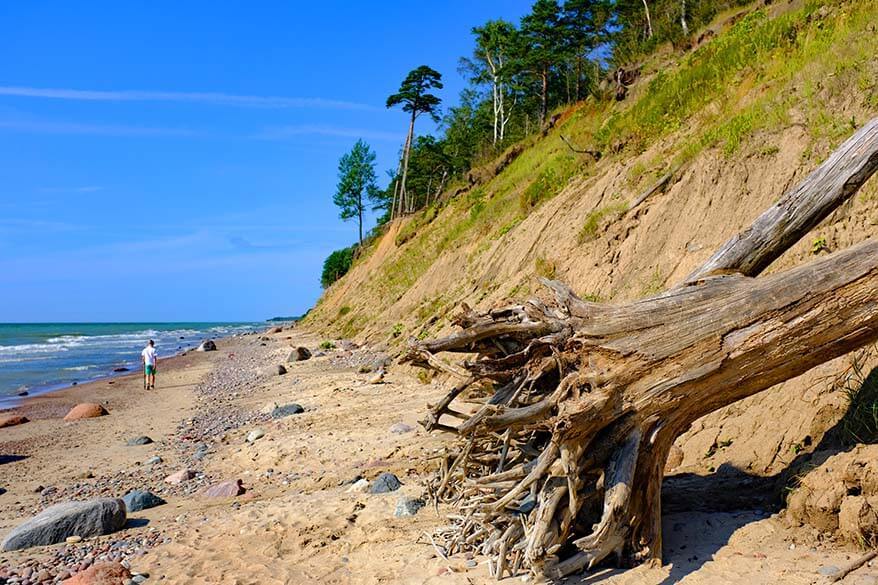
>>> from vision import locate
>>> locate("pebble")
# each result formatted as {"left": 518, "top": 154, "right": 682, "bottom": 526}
{"left": 66, "top": 535, "right": 83, "bottom": 543}
{"left": 346, "top": 479, "right": 370, "bottom": 494}
{"left": 818, "top": 566, "right": 840, "bottom": 576}
{"left": 246, "top": 429, "right": 265, "bottom": 443}
{"left": 145, "top": 456, "right": 162, "bottom": 465}
{"left": 394, "top": 497, "right": 425, "bottom": 517}
{"left": 370, "top": 472, "right": 402, "bottom": 494}
{"left": 126, "top": 436, "right": 154, "bottom": 446}
{"left": 389, "top": 423, "right": 414, "bottom": 434}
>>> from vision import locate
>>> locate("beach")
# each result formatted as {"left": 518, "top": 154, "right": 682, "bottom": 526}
{"left": 0, "top": 330, "right": 874, "bottom": 584}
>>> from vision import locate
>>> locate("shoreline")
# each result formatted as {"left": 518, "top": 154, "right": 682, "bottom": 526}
{"left": 0, "top": 326, "right": 277, "bottom": 413}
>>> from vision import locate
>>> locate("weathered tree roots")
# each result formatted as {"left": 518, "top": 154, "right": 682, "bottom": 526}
{"left": 404, "top": 118, "right": 878, "bottom": 580}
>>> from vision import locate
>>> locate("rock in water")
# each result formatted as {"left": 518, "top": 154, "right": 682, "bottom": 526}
{"left": 196, "top": 339, "right": 217, "bottom": 352}
{"left": 246, "top": 429, "right": 265, "bottom": 443}
{"left": 271, "top": 404, "right": 304, "bottom": 419}
{"left": 288, "top": 347, "right": 311, "bottom": 362}
{"left": 113, "top": 367, "right": 130, "bottom": 373}
{"left": 164, "top": 469, "right": 195, "bottom": 484}
{"left": 63, "top": 404, "right": 109, "bottom": 421}
{"left": 276, "top": 364, "right": 287, "bottom": 375}
{"left": 1, "top": 498, "right": 126, "bottom": 551}
{"left": 203, "top": 479, "right": 245, "bottom": 498}
{"left": 61, "top": 561, "right": 131, "bottom": 584}
{"left": 394, "top": 497, "right": 425, "bottom": 517}
{"left": 122, "top": 490, "right": 166, "bottom": 512}
{"left": 0, "top": 414, "right": 29, "bottom": 428}
{"left": 125, "top": 436, "right": 153, "bottom": 446}
{"left": 369, "top": 472, "right": 402, "bottom": 494}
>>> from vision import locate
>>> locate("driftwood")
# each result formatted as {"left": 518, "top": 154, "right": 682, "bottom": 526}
{"left": 406, "top": 117, "right": 878, "bottom": 580}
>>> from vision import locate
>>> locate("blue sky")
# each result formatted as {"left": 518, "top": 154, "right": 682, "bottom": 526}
{"left": 0, "top": 0, "right": 532, "bottom": 322}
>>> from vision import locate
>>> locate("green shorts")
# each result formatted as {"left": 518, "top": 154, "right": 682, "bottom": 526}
{"left": 145, "top": 365, "right": 156, "bottom": 375}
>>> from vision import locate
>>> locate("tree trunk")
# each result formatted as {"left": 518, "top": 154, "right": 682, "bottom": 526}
{"left": 406, "top": 118, "right": 878, "bottom": 579}
{"left": 642, "top": 0, "right": 654, "bottom": 39}
{"left": 400, "top": 113, "right": 416, "bottom": 215}
{"left": 681, "top": 0, "right": 689, "bottom": 36}
{"left": 540, "top": 68, "right": 549, "bottom": 128}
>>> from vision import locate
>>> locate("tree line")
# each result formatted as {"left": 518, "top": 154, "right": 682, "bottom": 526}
{"left": 323, "top": 0, "right": 749, "bottom": 288}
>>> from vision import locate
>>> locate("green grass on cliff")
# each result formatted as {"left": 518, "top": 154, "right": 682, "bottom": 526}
{"left": 307, "top": 0, "right": 878, "bottom": 336}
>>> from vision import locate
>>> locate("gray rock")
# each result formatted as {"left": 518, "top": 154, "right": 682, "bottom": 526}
{"left": 197, "top": 339, "right": 217, "bottom": 352}
{"left": 389, "top": 423, "right": 414, "bottom": 434}
{"left": 276, "top": 364, "right": 287, "bottom": 375}
{"left": 288, "top": 347, "right": 312, "bottom": 362}
{"left": 193, "top": 444, "right": 210, "bottom": 461}
{"left": 369, "top": 472, "right": 402, "bottom": 494}
{"left": 146, "top": 456, "right": 162, "bottom": 465}
{"left": 126, "top": 436, "right": 153, "bottom": 446}
{"left": 271, "top": 403, "right": 304, "bottom": 419}
{"left": 122, "top": 490, "right": 166, "bottom": 512}
{"left": 1, "top": 498, "right": 126, "bottom": 551}
{"left": 394, "top": 497, "right": 425, "bottom": 517}
{"left": 818, "top": 566, "right": 840, "bottom": 577}
{"left": 132, "top": 575, "right": 148, "bottom": 584}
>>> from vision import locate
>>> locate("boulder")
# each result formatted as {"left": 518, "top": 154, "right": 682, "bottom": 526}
{"left": 61, "top": 561, "right": 131, "bottom": 584}
{"left": 1, "top": 498, "right": 126, "bottom": 551}
{"left": 63, "top": 404, "right": 109, "bottom": 421}
{"left": 288, "top": 347, "right": 311, "bottom": 362}
{"left": 345, "top": 478, "right": 370, "bottom": 494}
{"left": 196, "top": 339, "right": 217, "bottom": 352}
{"left": 112, "top": 367, "right": 129, "bottom": 373}
{"left": 260, "top": 402, "right": 279, "bottom": 415}
{"left": 0, "top": 414, "right": 29, "bottom": 428}
{"left": 203, "top": 479, "right": 245, "bottom": 498}
{"left": 276, "top": 364, "right": 287, "bottom": 375}
{"left": 122, "top": 490, "right": 166, "bottom": 512}
{"left": 271, "top": 403, "right": 304, "bottom": 419}
{"left": 369, "top": 473, "right": 402, "bottom": 494}
{"left": 164, "top": 469, "right": 195, "bottom": 485}
{"left": 394, "top": 497, "right": 425, "bottom": 517}
{"left": 268, "top": 326, "right": 283, "bottom": 334}
{"left": 125, "top": 436, "right": 153, "bottom": 446}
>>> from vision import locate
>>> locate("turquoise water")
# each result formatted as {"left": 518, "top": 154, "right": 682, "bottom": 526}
{"left": 0, "top": 322, "right": 263, "bottom": 405}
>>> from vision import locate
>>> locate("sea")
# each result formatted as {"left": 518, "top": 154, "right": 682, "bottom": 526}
{"left": 0, "top": 322, "right": 266, "bottom": 406}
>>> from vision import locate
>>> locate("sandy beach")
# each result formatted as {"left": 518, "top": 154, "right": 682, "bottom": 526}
{"left": 0, "top": 329, "right": 875, "bottom": 584}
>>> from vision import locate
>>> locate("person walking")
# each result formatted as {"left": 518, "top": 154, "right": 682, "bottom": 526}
{"left": 141, "top": 339, "right": 158, "bottom": 390}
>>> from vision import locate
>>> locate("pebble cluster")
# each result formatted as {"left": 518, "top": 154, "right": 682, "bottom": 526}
{"left": 0, "top": 334, "right": 288, "bottom": 583}
{"left": 0, "top": 530, "right": 163, "bottom": 584}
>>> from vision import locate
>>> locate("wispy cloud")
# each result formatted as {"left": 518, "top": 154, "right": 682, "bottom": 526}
{"left": 254, "top": 124, "right": 402, "bottom": 142}
{"left": 0, "top": 118, "right": 201, "bottom": 137}
{"left": 0, "top": 86, "right": 376, "bottom": 111}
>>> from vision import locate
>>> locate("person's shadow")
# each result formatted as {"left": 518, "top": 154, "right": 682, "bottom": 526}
{"left": 560, "top": 365, "right": 878, "bottom": 584}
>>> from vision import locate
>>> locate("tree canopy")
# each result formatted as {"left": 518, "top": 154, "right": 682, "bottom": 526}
{"left": 333, "top": 139, "right": 379, "bottom": 245}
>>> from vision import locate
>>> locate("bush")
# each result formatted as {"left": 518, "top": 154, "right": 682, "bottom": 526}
{"left": 320, "top": 246, "right": 356, "bottom": 288}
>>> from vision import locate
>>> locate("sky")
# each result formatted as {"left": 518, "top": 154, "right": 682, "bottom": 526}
{"left": 0, "top": 0, "right": 533, "bottom": 323}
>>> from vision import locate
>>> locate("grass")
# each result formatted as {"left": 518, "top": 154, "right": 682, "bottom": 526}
{"left": 578, "top": 201, "right": 629, "bottom": 243}
{"left": 835, "top": 346, "right": 878, "bottom": 446}
{"left": 518, "top": 154, "right": 579, "bottom": 214}
{"left": 534, "top": 256, "right": 557, "bottom": 279}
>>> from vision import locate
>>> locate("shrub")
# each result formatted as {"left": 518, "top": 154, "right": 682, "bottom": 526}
{"left": 319, "top": 340, "right": 336, "bottom": 350}
{"left": 534, "top": 256, "right": 557, "bottom": 279}
{"left": 320, "top": 246, "right": 355, "bottom": 288}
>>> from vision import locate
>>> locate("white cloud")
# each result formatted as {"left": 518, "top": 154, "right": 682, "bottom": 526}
{"left": 0, "top": 86, "right": 375, "bottom": 111}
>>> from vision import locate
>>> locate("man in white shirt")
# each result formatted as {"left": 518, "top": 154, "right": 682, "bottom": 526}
{"left": 141, "top": 340, "right": 158, "bottom": 390}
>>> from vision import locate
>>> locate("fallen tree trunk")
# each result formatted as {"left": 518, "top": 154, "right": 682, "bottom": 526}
{"left": 406, "top": 117, "right": 878, "bottom": 579}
